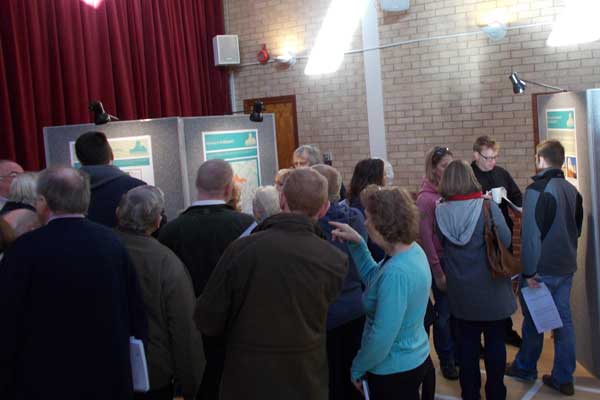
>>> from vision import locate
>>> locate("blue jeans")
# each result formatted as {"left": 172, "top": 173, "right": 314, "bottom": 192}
{"left": 432, "top": 284, "right": 455, "bottom": 366}
{"left": 513, "top": 274, "right": 576, "bottom": 384}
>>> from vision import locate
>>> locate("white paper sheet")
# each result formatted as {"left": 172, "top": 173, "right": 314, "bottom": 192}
{"left": 362, "top": 380, "right": 371, "bottom": 400}
{"left": 130, "top": 337, "right": 150, "bottom": 392}
{"left": 521, "top": 283, "right": 563, "bottom": 333}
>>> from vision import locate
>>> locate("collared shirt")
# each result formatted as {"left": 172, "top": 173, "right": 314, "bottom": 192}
{"left": 48, "top": 214, "right": 85, "bottom": 223}
{"left": 190, "top": 200, "right": 226, "bottom": 207}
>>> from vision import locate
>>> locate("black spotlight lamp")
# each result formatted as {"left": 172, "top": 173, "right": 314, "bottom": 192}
{"left": 509, "top": 72, "right": 565, "bottom": 94}
{"left": 249, "top": 100, "right": 264, "bottom": 122}
{"left": 88, "top": 100, "right": 119, "bottom": 125}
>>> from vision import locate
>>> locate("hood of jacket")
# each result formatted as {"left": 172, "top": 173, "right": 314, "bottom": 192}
{"left": 435, "top": 198, "right": 483, "bottom": 246}
{"left": 80, "top": 165, "right": 127, "bottom": 190}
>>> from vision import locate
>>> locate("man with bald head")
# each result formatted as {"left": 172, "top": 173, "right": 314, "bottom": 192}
{"left": 0, "top": 160, "right": 24, "bottom": 209}
{"left": 195, "top": 168, "right": 348, "bottom": 400}
{"left": 159, "top": 159, "right": 254, "bottom": 399}
{"left": 0, "top": 167, "right": 147, "bottom": 400}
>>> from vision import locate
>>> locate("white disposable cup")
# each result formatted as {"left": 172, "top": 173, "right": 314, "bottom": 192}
{"left": 491, "top": 187, "right": 504, "bottom": 204}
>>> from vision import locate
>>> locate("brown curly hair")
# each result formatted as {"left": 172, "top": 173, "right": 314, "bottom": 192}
{"left": 360, "top": 185, "right": 419, "bottom": 245}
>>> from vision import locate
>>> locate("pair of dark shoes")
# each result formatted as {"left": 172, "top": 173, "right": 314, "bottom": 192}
{"left": 505, "top": 363, "right": 575, "bottom": 396}
{"left": 542, "top": 374, "right": 575, "bottom": 396}
{"left": 441, "top": 363, "right": 459, "bottom": 380}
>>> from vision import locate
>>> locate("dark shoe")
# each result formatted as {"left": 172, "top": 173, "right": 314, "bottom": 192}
{"left": 505, "top": 330, "right": 523, "bottom": 348}
{"left": 441, "top": 364, "right": 459, "bottom": 380}
{"left": 505, "top": 362, "right": 536, "bottom": 382}
{"left": 542, "top": 375, "right": 575, "bottom": 396}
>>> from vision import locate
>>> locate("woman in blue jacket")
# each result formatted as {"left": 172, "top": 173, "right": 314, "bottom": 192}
{"left": 330, "top": 186, "right": 434, "bottom": 400}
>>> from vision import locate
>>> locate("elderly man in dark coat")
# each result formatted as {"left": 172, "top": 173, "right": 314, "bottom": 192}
{"left": 116, "top": 185, "right": 205, "bottom": 400}
{"left": 195, "top": 168, "right": 348, "bottom": 400}
{"left": 0, "top": 166, "right": 147, "bottom": 400}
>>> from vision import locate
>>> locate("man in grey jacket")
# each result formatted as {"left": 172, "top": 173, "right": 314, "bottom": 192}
{"left": 507, "top": 140, "right": 583, "bottom": 396}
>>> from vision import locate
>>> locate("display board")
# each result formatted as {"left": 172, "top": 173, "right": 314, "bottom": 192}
{"left": 537, "top": 90, "right": 600, "bottom": 378}
{"left": 182, "top": 115, "right": 277, "bottom": 214}
{"left": 44, "top": 114, "right": 278, "bottom": 218}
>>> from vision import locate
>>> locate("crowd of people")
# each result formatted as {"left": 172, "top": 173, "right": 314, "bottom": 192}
{"left": 0, "top": 132, "right": 583, "bottom": 400}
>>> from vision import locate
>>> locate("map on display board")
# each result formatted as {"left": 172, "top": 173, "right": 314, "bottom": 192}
{"left": 546, "top": 109, "right": 578, "bottom": 188}
{"left": 202, "top": 130, "right": 261, "bottom": 214}
{"left": 69, "top": 135, "right": 156, "bottom": 185}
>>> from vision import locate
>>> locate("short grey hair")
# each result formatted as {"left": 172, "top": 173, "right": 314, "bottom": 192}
{"left": 311, "top": 164, "right": 341, "bottom": 202}
{"left": 117, "top": 185, "right": 165, "bottom": 234}
{"left": 37, "top": 167, "right": 90, "bottom": 214}
{"left": 8, "top": 172, "right": 38, "bottom": 206}
{"left": 293, "top": 145, "right": 322, "bottom": 166}
{"left": 195, "top": 159, "right": 233, "bottom": 194}
{"left": 252, "top": 186, "right": 281, "bottom": 222}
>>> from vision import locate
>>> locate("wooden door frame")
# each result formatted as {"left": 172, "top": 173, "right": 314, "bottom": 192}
{"left": 243, "top": 95, "right": 299, "bottom": 149}
{"left": 531, "top": 91, "right": 565, "bottom": 146}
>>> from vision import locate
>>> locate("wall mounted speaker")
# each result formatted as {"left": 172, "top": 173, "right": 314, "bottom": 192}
{"left": 380, "top": 0, "right": 409, "bottom": 12}
{"left": 213, "top": 35, "right": 240, "bottom": 66}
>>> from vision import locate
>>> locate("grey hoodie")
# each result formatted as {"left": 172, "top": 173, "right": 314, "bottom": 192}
{"left": 435, "top": 199, "right": 516, "bottom": 321}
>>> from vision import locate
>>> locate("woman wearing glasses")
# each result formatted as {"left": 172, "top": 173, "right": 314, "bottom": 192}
{"left": 416, "top": 146, "right": 458, "bottom": 380}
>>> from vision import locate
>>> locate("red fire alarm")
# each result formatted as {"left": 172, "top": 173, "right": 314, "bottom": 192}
{"left": 256, "top": 44, "right": 270, "bottom": 64}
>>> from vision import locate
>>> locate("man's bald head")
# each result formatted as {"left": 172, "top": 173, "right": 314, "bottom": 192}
{"left": 281, "top": 168, "right": 328, "bottom": 219}
{"left": 0, "top": 160, "right": 24, "bottom": 198}
{"left": 37, "top": 167, "right": 90, "bottom": 215}
{"left": 195, "top": 159, "right": 234, "bottom": 200}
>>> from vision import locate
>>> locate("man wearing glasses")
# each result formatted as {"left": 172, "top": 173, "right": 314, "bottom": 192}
{"left": 471, "top": 136, "right": 523, "bottom": 348}
{"left": 0, "top": 160, "right": 24, "bottom": 209}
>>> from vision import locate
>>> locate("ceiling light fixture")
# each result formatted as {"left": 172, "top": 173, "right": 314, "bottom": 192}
{"left": 547, "top": 0, "right": 600, "bottom": 47}
{"left": 304, "top": 0, "right": 369, "bottom": 76}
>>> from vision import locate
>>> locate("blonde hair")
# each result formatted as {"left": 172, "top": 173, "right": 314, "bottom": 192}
{"left": 311, "top": 164, "right": 342, "bottom": 202}
{"left": 439, "top": 160, "right": 482, "bottom": 198}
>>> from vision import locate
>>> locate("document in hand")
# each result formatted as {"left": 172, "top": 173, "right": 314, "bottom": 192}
{"left": 130, "top": 337, "right": 150, "bottom": 392}
{"left": 521, "top": 283, "right": 563, "bottom": 333}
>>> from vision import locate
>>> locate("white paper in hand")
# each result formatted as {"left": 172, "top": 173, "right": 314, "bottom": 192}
{"left": 521, "top": 283, "right": 563, "bottom": 333}
{"left": 362, "top": 380, "right": 371, "bottom": 400}
{"left": 130, "top": 337, "right": 150, "bottom": 392}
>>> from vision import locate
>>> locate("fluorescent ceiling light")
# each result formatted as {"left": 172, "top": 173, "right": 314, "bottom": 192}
{"left": 547, "top": 0, "right": 600, "bottom": 47}
{"left": 304, "top": 0, "right": 369, "bottom": 76}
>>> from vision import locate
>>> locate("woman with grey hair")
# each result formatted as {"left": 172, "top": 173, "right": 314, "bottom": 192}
{"left": 116, "top": 185, "right": 205, "bottom": 400}
{"left": 0, "top": 172, "right": 38, "bottom": 215}
{"left": 239, "top": 186, "right": 280, "bottom": 237}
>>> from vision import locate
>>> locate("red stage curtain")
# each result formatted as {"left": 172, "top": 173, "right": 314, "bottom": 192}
{"left": 0, "top": 0, "right": 230, "bottom": 170}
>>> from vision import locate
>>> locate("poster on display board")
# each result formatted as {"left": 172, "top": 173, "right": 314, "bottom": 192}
{"left": 69, "top": 135, "right": 156, "bottom": 185}
{"left": 546, "top": 109, "right": 578, "bottom": 188}
{"left": 202, "top": 129, "right": 261, "bottom": 214}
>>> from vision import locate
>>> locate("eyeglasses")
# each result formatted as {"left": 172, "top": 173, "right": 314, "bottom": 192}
{"left": 432, "top": 147, "right": 450, "bottom": 163}
{"left": 0, "top": 171, "right": 20, "bottom": 181}
{"left": 478, "top": 152, "right": 498, "bottom": 162}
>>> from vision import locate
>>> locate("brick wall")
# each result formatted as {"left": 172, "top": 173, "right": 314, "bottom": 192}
{"left": 225, "top": 0, "right": 600, "bottom": 190}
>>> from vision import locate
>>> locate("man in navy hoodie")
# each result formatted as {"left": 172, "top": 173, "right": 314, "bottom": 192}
{"left": 75, "top": 131, "right": 145, "bottom": 227}
{"left": 313, "top": 164, "right": 367, "bottom": 400}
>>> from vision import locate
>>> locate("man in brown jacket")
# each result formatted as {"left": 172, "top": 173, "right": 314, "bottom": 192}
{"left": 195, "top": 168, "right": 348, "bottom": 400}
{"left": 116, "top": 185, "right": 205, "bottom": 400}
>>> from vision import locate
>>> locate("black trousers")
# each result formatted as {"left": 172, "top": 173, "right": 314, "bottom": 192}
{"left": 327, "top": 316, "right": 365, "bottom": 400}
{"left": 455, "top": 319, "right": 507, "bottom": 400}
{"left": 134, "top": 384, "right": 173, "bottom": 400}
{"left": 196, "top": 335, "right": 226, "bottom": 400}
{"left": 367, "top": 356, "right": 435, "bottom": 400}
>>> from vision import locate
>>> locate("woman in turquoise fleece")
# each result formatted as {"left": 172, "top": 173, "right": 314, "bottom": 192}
{"left": 330, "top": 186, "right": 434, "bottom": 400}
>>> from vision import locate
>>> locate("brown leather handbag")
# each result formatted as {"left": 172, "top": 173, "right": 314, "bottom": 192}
{"left": 482, "top": 200, "right": 522, "bottom": 279}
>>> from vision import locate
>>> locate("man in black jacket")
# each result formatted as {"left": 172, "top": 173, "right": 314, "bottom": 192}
{"left": 75, "top": 131, "right": 146, "bottom": 227}
{"left": 0, "top": 166, "right": 147, "bottom": 400}
{"left": 159, "top": 159, "right": 254, "bottom": 400}
{"left": 471, "top": 136, "right": 523, "bottom": 347}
